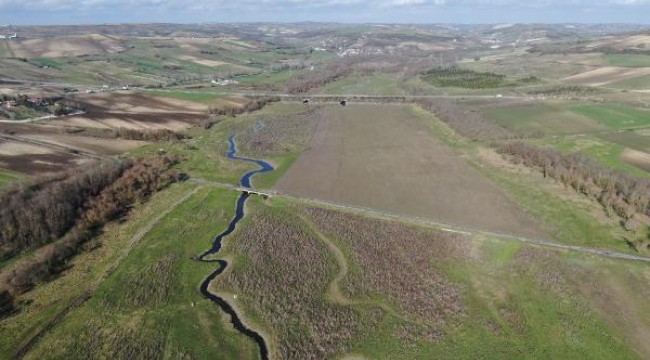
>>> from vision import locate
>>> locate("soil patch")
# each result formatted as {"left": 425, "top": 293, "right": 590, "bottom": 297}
{"left": 620, "top": 148, "right": 650, "bottom": 172}
{"left": 275, "top": 104, "right": 545, "bottom": 238}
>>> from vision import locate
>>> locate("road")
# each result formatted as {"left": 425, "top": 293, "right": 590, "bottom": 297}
{"left": 191, "top": 179, "right": 650, "bottom": 264}
{"left": 0, "top": 111, "right": 85, "bottom": 124}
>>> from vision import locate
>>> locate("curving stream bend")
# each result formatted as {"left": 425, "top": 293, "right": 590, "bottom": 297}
{"left": 197, "top": 135, "right": 273, "bottom": 360}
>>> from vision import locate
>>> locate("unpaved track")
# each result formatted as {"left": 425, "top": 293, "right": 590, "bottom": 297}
{"left": 298, "top": 213, "right": 426, "bottom": 324}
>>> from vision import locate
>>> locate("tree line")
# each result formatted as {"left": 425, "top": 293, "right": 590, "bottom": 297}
{"left": 0, "top": 156, "right": 184, "bottom": 317}
{"left": 283, "top": 62, "right": 353, "bottom": 94}
{"left": 416, "top": 99, "right": 515, "bottom": 141}
{"left": 420, "top": 67, "right": 507, "bottom": 89}
{"left": 497, "top": 142, "right": 650, "bottom": 223}
{"left": 203, "top": 96, "right": 281, "bottom": 129}
{"left": 207, "top": 96, "right": 281, "bottom": 117}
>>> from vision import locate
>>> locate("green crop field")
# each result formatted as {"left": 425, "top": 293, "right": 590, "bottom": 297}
{"left": 484, "top": 103, "right": 607, "bottom": 135}
{"left": 570, "top": 104, "right": 650, "bottom": 130}
{"left": 143, "top": 89, "right": 226, "bottom": 103}
{"left": 605, "top": 53, "right": 650, "bottom": 67}
{"left": 534, "top": 135, "right": 650, "bottom": 177}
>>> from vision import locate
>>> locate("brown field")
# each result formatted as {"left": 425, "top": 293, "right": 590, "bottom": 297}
{"left": 78, "top": 92, "right": 208, "bottom": 113}
{"left": 0, "top": 133, "right": 127, "bottom": 174}
{"left": 562, "top": 66, "right": 650, "bottom": 86}
{"left": 52, "top": 112, "right": 204, "bottom": 131}
{"left": 588, "top": 34, "right": 650, "bottom": 49}
{"left": 620, "top": 148, "right": 650, "bottom": 172}
{"left": 48, "top": 92, "right": 208, "bottom": 130}
{"left": 7, "top": 34, "right": 127, "bottom": 58}
{"left": 0, "top": 91, "right": 209, "bottom": 175}
{"left": 179, "top": 55, "right": 228, "bottom": 67}
{"left": 275, "top": 104, "right": 544, "bottom": 238}
{"left": 0, "top": 140, "right": 53, "bottom": 156}
{"left": 1, "top": 154, "right": 88, "bottom": 173}
{"left": 22, "top": 134, "right": 146, "bottom": 155}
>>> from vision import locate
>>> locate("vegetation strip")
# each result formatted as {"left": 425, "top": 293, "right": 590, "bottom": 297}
{"left": 196, "top": 135, "right": 272, "bottom": 360}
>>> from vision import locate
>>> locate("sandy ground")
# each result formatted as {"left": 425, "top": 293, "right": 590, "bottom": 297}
{"left": 275, "top": 104, "right": 545, "bottom": 238}
{"left": 0, "top": 140, "right": 53, "bottom": 156}
{"left": 46, "top": 92, "right": 208, "bottom": 130}
{"left": 22, "top": 134, "right": 147, "bottom": 155}
{"left": 50, "top": 112, "right": 200, "bottom": 131}
{"left": 179, "top": 55, "right": 227, "bottom": 67}
{"left": 562, "top": 66, "right": 650, "bottom": 87}
{"left": 79, "top": 92, "right": 208, "bottom": 113}
{"left": 620, "top": 148, "right": 650, "bottom": 172}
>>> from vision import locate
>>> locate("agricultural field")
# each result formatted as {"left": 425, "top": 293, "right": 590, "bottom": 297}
{"left": 275, "top": 104, "right": 544, "bottom": 238}
{"left": 605, "top": 54, "right": 650, "bottom": 68}
{"left": 480, "top": 100, "right": 650, "bottom": 174}
{"left": 5, "top": 34, "right": 128, "bottom": 58}
{"left": 562, "top": 66, "right": 650, "bottom": 87}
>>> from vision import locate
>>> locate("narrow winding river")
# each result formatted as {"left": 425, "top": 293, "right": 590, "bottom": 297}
{"left": 197, "top": 135, "right": 273, "bottom": 360}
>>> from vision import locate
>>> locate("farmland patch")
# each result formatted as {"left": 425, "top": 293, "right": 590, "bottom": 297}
{"left": 562, "top": 66, "right": 650, "bottom": 87}
{"left": 275, "top": 104, "right": 544, "bottom": 238}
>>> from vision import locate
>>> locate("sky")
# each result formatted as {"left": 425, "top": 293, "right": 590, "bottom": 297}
{"left": 1, "top": 0, "right": 650, "bottom": 25}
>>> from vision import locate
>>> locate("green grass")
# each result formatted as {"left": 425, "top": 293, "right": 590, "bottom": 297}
{"left": 599, "top": 130, "right": 650, "bottom": 153}
{"left": 532, "top": 135, "right": 650, "bottom": 177}
{"left": 225, "top": 197, "right": 644, "bottom": 359}
{"left": 143, "top": 89, "right": 225, "bottom": 104}
{"left": 604, "top": 53, "right": 650, "bottom": 67}
{"left": 0, "top": 183, "right": 194, "bottom": 355}
{"left": 481, "top": 164, "right": 635, "bottom": 252}
{"left": 436, "top": 238, "right": 641, "bottom": 360}
{"left": 130, "top": 102, "right": 310, "bottom": 188}
{"left": 0, "top": 168, "right": 22, "bottom": 188}
{"left": 0, "top": 40, "right": 12, "bottom": 58}
{"left": 570, "top": 104, "right": 650, "bottom": 130}
{"left": 24, "top": 185, "right": 258, "bottom": 359}
{"left": 484, "top": 103, "right": 607, "bottom": 135}
{"left": 237, "top": 69, "right": 301, "bottom": 86}
{"left": 418, "top": 107, "right": 641, "bottom": 252}
{"left": 30, "top": 57, "right": 66, "bottom": 69}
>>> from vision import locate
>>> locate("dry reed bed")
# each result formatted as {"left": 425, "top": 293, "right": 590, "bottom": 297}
{"left": 219, "top": 207, "right": 360, "bottom": 359}
{"left": 302, "top": 207, "right": 469, "bottom": 326}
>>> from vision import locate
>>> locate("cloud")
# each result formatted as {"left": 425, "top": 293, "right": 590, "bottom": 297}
{"left": 1, "top": 0, "right": 649, "bottom": 24}
{"left": 2, "top": 0, "right": 649, "bottom": 10}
